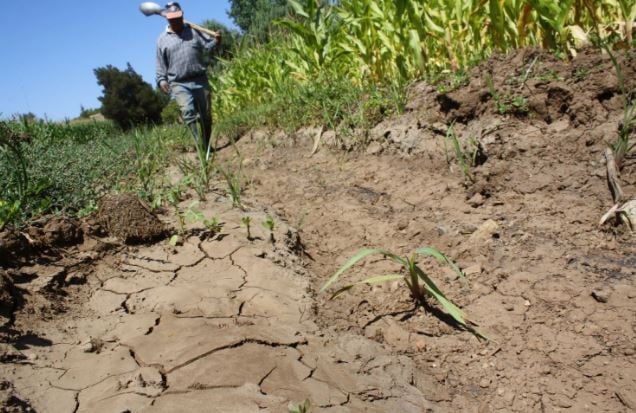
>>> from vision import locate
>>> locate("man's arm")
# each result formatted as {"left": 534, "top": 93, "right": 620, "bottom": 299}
{"left": 155, "top": 40, "right": 170, "bottom": 93}
{"left": 194, "top": 28, "right": 220, "bottom": 54}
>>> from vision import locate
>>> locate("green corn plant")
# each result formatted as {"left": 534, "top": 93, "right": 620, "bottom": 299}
{"left": 617, "top": 0, "right": 635, "bottom": 42}
{"left": 165, "top": 182, "right": 186, "bottom": 237}
{"left": 321, "top": 247, "right": 486, "bottom": 339}
{"left": 218, "top": 164, "right": 243, "bottom": 209}
{"left": 279, "top": 0, "right": 339, "bottom": 75}
{"left": 241, "top": 216, "right": 253, "bottom": 240}
{"left": 262, "top": 214, "right": 276, "bottom": 242}
{"left": 583, "top": 2, "right": 635, "bottom": 169}
{"left": 209, "top": 0, "right": 625, "bottom": 134}
{"left": 204, "top": 217, "right": 223, "bottom": 234}
{"left": 288, "top": 399, "right": 311, "bottom": 413}
{"left": 446, "top": 125, "right": 475, "bottom": 183}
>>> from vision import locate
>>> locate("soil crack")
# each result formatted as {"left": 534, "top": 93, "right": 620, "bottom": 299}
{"left": 166, "top": 338, "right": 308, "bottom": 374}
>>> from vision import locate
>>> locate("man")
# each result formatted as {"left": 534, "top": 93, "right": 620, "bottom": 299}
{"left": 155, "top": 2, "right": 221, "bottom": 157}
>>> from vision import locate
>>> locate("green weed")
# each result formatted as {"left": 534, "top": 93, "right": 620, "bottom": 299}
{"left": 573, "top": 67, "right": 590, "bottom": 82}
{"left": 534, "top": 68, "right": 563, "bottom": 82}
{"left": 433, "top": 69, "right": 470, "bottom": 94}
{"left": 485, "top": 74, "right": 529, "bottom": 116}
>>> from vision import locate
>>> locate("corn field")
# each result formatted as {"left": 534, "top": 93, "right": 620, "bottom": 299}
{"left": 212, "top": 0, "right": 633, "bottom": 120}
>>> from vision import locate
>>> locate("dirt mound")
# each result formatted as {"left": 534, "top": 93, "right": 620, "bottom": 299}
{"left": 0, "top": 217, "right": 85, "bottom": 264}
{"left": 98, "top": 194, "right": 167, "bottom": 244}
{"left": 432, "top": 48, "right": 634, "bottom": 127}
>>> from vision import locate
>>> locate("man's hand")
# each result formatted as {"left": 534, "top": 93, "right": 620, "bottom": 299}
{"left": 159, "top": 80, "right": 170, "bottom": 94}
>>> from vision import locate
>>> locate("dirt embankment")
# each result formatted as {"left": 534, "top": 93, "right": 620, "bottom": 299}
{"left": 1, "top": 48, "right": 635, "bottom": 412}
{"left": 235, "top": 48, "right": 636, "bottom": 412}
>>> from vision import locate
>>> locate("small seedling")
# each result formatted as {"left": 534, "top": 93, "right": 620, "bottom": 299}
{"left": 445, "top": 125, "right": 474, "bottom": 183}
{"left": 241, "top": 216, "right": 253, "bottom": 240}
{"left": 169, "top": 234, "right": 183, "bottom": 247}
{"left": 288, "top": 399, "right": 311, "bottom": 413}
{"left": 219, "top": 165, "right": 243, "bottom": 209}
{"left": 204, "top": 217, "right": 223, "bottom": 234}
{"left": 485, "top": 74, "right": 509, "bottom": 115}
{"left": 262, "top": 214, "right": 275, "bottom": 242}
{"left": 321, "top": 247, "right": 486, "bottom": 340}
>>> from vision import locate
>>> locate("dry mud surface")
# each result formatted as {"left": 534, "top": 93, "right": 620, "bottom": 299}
{"left": 1, "top": 48, "right": 635, "bottom": 412}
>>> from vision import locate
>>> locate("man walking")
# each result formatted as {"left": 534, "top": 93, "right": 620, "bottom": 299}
{"left": 155, "top": 2, "right": 221, "bottom": 157}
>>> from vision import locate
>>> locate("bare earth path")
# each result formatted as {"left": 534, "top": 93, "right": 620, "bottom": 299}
{"left": 1, "top": 201, "right": 441, "bottom": 412}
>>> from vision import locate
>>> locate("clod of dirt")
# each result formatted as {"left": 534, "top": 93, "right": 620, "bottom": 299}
{"left": 98, "top": 194, "right": 167, "bottom": 244}
{"left": 0, "top": 230, "right": 29, "bottom": 263}
{"left": 42, "top": 216, "right": 83, "bottom": 247}
{"left": 0, "top": 272, "right": 16, "bottom": 326}
{"left": 0, "top": 381, "right": 34, "bottom": 413}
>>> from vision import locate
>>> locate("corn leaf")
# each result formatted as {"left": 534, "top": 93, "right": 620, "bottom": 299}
{"left": 330, "top": 274, "right": 404, "bottom": 299}
{"left": 414, "top": 246, "right": 465, "bottom": 280}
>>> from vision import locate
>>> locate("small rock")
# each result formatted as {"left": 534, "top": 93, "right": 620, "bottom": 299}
{"left": 479, "top": 378, "right": 491, "bottom": 388}
{"left": 415, "top": 340, "right": 427, "bottom": 351}
{"left": 396, "top": 220, "right": 409, "bottom": 231}
{"left": 65, "top": 272, "right": 87, "bottom": 285}
{"left": 464, "top": 264, "right": 483, "bottom": 276}
{"left": 469, "top": 220, "right": 500, "bottom": 244}
{"left": 459, "top": 224, "right": 478, "bottom": 235}
{"left": 504, "top": 303, "right": 515, "bottom": 311}
{"left": 553, "top": 394, "right": 573, "bottom": 408}
{"left": 366, "top": 142, "right": 383, "bottom": 155}
{"left": 468, "top": 193, "right": 485, "bottom": 208}
{"left": 591, "top": 289, "right": 610, "bottom": 303}
{"left": 497, "top": 388, "right": 506, "bottom": 396}
{"left": 437, "top": 225, "right": 450, "bottom": 236}
{"left": 504, "top": 392, "right": 515, "bottom": 404}
{"left": 82, "top": 338, "right": 105, "bottom": 353}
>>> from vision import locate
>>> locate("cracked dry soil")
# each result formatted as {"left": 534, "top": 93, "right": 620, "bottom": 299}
{"left": 1, "top": 48, "right": 636, "bottom": 412}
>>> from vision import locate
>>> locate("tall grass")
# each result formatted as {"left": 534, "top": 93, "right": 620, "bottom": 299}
{"left": 0, "top": 120, "right": 185, "bottom": 227}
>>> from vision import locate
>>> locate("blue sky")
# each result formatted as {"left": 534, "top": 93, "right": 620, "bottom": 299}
{"left": 0, "top": 0, "right": 235, "bottom": 121}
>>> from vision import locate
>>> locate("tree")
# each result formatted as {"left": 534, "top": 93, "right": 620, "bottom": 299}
{"left": 94, "top": 63, "right": 166, "bottom": 130}
{"left": 79, "top": 105, "right": 100, "bottom": 119}
{"left": 227, "top": 0, "right": 288, "bottom": 42}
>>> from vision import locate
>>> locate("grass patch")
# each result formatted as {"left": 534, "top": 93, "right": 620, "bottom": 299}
{"left": 214, "top": 72, "right": 407, "bottom": 148}
{"left": 0, "top": 120, "right": 186, "bottom": 227}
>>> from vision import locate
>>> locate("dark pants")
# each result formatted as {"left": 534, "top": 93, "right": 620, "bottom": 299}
{"left": 170, "top": 77, "right": 212, "bottom": 151}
